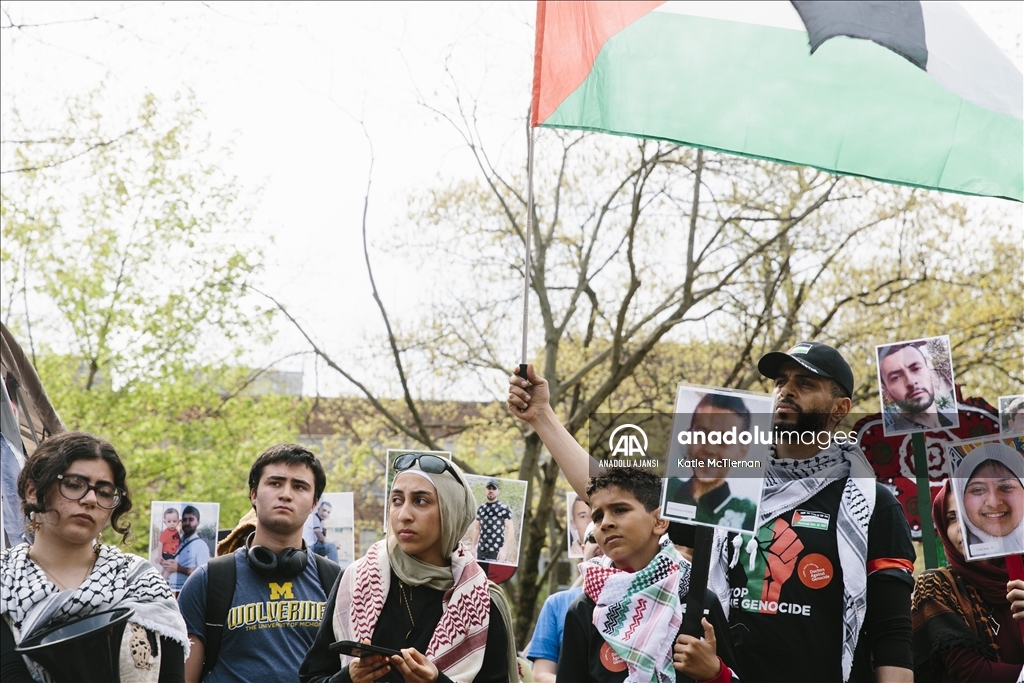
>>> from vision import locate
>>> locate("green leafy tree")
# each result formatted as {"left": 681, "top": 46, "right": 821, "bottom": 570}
{"left": 1, "top": 90, "right": 299, "bottom": 554}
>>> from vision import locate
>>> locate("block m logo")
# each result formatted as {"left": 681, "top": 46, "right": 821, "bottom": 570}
{"left": 269, "top": 582, "right": 294, "bottom": 600}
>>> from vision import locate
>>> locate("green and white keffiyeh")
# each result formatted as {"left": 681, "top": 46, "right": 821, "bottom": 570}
{"left": 581, "top": 542, "right": 690, "bottom": 683}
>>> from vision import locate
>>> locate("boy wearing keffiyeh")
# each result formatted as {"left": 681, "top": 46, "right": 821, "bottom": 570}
{"left": 557, "top": 468, "right": 739, "bottom": 683}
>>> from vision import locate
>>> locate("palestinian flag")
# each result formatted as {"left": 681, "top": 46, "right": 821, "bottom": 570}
{"left": 532, "top": 1, "right": 1023, "bottom": 201}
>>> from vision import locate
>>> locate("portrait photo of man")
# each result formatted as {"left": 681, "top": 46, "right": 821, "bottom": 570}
{"left": 303, "top": 500, "right": 339, "bottom": 563}
{"left": 876, "top": 336, "right": 960, "bottom": 436}
{"left": 566, "top": 492, "right": 591, "bottom": 558}
{"left": 459, "top": 474, "right": 527, "bottom": 566}
{"left": 662, "top": 384, "right": 772, "bottom": 533}
{"left": 149, "top": 501, "right": 218, "bottom": 592}
{"left": 468, "top": 478, "right": 514, "bottom": 562}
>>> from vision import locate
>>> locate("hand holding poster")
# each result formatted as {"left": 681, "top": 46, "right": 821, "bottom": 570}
{"left": 947, "top": 436, "right": 1024, "bottom": 561}
{"left": 661, "top": 384, "right": 772, "bottom": 533}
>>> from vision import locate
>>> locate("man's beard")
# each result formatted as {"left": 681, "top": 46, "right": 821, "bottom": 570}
{"left": 895, "top": 388, "right": 935, "bottom": 415}
{"left": 773, "top": 401, "right": 831, "bottom": 436}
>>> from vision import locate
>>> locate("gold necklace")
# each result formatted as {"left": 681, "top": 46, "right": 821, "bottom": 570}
{"left": 28, "top": 544, "right": 100, "bottom": 591}
{"left": 398, "top": 580, "right": 415, "bottom": 639}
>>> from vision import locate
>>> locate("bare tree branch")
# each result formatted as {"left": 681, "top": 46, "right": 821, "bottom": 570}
{"left": 2, "top": 128, "right": 139, "bottom": 175}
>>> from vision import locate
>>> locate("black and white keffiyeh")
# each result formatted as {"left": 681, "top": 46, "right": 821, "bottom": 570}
{"left": 713, "top": 442, "right": 875, "bottom": 683}
{"left": 759, "top": 442, "right": 875, "bottom": 683}
{"left": 1, "top": 543, "right": 188, "bottom": 681}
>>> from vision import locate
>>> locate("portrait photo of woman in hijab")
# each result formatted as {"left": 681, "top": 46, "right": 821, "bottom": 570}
{"left": 949, "top": 439, "right": 1024, "bottom": 561}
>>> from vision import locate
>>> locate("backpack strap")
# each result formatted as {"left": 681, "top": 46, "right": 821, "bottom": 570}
{"left": 202, "top": 553, "right": 237, "bottom": 681}
{"left": 313, "top": 553, "right": 342, "bottom": 596}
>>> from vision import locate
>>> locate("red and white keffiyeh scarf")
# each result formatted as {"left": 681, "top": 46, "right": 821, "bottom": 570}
{"left": 333, "top": 539, "right": 491, "bottom": 680}
{"left": 581, "top": 543, "right": 689, "bottom": 683}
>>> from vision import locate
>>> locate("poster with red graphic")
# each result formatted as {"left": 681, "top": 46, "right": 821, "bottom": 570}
{"left": 854, "top": 388, "right": 999, "bottom": 538}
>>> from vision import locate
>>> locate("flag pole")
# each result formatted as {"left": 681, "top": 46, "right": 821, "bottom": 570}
{"left": 519, "top": 122, "right": 535, "bottom": 380}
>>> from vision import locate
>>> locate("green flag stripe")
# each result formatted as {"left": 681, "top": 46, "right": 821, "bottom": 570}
{"left": 542, "top": 11, "right": 1022, "bottom": 201}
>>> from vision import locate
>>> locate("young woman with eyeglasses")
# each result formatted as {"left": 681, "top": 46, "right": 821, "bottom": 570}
{"left": 300, "top": 454, "right": 518, "bottom": 683}
{"left": 1, "top": 431, "right": 188, "bottom": 683}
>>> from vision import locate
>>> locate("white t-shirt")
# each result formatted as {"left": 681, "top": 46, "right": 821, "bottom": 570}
{"left": 302, "top": 512, "right": 321, "bottom": 546}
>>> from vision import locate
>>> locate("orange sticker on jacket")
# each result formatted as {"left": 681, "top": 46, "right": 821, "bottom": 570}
{"left": 797, "top": 553, "right": 834, "bottom": 589}
{"left": 599, "top": 642, "right": 628, "bottom": 672}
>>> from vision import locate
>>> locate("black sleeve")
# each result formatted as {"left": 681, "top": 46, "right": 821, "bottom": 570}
{"left": 863, "top": 573, "right": 913, "bottom": 670}
{"left": 158, "top": 636, "right": 186, "bottom": 683}
{"left": 555, "top": 596, "right": 592, "bottom": 683}
{"left": 0, "top": 618, "right": 34, "bottom": 683}
{"left": 463, "top": 598, "right": 509, "bottom": 683}
{"left": 299, "top": 569, "right": 350, "bottom": 683}
{"left": 860, "top": 484, "right": 914, "bottom": 672}
{"left": 867, "top": 483, "right": 916, "bottom": 586}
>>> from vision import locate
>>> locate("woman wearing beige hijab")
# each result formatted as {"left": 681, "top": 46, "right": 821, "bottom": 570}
{"left": 300, "top": 454, "right": 517, "bottom": 683}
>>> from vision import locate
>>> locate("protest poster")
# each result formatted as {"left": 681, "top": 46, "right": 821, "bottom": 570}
{"left": 661, "top": 384, "right": 772, "bottom": 533}
{"left": 149, "top": 501, "right": 219, "bottom": 591}
{"left": 304, "top": 492, "right": 355, "bottom": 569}
{"left": 876, "top": 335, "right": 959, "bottom": 436}
{"left": 459, "top": 474, "right": 527, "bottom": 567}
{"left": 947, "top": 435, "right": 1024, "bottom": 561}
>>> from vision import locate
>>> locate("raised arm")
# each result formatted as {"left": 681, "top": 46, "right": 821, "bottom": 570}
{"left": 507, "top": 364, "right": 596, "bottom": 499}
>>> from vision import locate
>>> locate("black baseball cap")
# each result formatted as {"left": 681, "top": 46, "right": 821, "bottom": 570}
{"left": 485, "top": 478, "right": 500, "bottom": 489}
{"left": 757, "top": 341, "right": 854, "bottom": 398}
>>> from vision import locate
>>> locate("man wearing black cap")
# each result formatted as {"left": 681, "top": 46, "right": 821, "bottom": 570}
{"left": 468, "top": 478, "right": 514, "bottom": 562}
{"left": 720, "top": 341, "right": 916, "bottom": 683}
{"left": 507, "top": 341, "right": 916, "bottom": 683}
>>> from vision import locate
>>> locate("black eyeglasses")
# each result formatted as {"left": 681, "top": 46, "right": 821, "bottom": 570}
{"left": 56, "top": 474, "right": 123, "bottom": 509}
{"left": 392, "top": 454, "right": 464, "bottom": 488}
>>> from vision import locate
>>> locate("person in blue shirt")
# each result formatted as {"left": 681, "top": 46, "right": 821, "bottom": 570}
{"left": 526, "top": 522, "right": 603, "bottom": 683}
{"left": 179, "top": 444, "right": 335, "bottom": 683}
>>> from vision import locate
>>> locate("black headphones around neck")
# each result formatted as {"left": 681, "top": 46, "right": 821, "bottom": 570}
{"left": 245, "top": 532, "right": 309, "bottom": 577}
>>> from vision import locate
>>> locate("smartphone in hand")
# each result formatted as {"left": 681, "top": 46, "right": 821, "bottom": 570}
{"left": 329, "top": 640, "right": 402, "bottom": 659}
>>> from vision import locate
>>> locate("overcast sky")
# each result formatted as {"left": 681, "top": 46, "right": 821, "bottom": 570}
{"left": 2, "top": 1, "right": 1021, "bottom": 399}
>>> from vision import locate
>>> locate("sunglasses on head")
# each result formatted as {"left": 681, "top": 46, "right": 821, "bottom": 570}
{"left": 392, "top": 453, "right": 464, "bottom": 488}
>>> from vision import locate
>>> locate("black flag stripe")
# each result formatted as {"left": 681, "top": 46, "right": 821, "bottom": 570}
{"left": 791, "top": 1, "right": 928, "bottom": 71}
